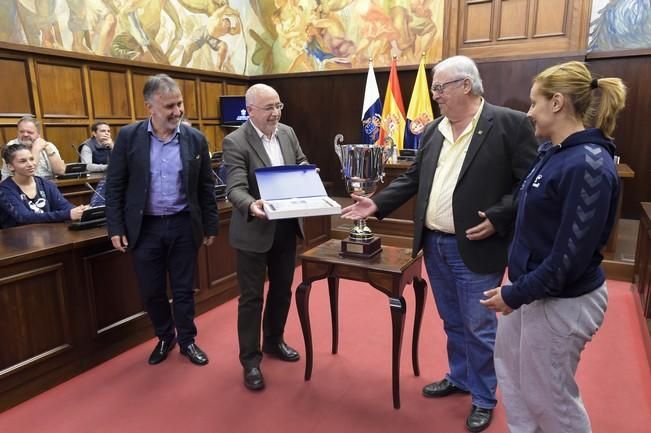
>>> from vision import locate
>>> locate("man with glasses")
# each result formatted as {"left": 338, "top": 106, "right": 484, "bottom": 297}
{"left": 341, "top": 55, "right": 538, "bottom": 432}
{"left": 222, "top": 83, "right": 307, "bottom": 391}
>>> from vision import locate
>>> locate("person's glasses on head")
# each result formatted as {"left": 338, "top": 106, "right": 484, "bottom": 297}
{"left": 252, "top": 102, "right": 284, "bottom": 113}
{"left": 430, "top": 78, "right": 466, "bottom": 94}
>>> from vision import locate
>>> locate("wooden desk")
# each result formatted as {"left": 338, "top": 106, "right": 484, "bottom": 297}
{"left": 295, "top": 239, "right": 427, "bottom": 409}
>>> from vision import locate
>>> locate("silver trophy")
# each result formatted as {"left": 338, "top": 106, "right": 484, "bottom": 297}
{"left": 334, "top": 134, "right": 391, "bottom": 258}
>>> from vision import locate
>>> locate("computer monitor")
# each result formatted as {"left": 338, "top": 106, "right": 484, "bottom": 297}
{"left": 219, "top": 95, "right": 248, "bottom": 126}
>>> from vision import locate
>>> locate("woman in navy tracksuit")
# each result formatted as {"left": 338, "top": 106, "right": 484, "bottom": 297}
{"left": 481, "top": 61, "right": 627, "bottom": 433}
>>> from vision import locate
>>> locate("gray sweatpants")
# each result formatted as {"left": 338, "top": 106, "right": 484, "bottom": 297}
{"left": 495, "top": 283, "right": 608, "bottom": 433}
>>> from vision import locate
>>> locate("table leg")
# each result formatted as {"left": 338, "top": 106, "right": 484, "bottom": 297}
{"left": 296, "top": 281, "right": 313, "bottom": 381}
{"left": 389, "top": 296, "right": 406, "bottom": 409}
{"left": 411, "top": 276, "right": 427, "bottom": 376}
{"left": 328, "top": 276, "right": 339, "bottom": 354}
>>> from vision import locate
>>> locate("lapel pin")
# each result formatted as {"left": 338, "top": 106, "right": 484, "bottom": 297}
{"left": 477, "top": 130, "right": 483, "bottom": 135}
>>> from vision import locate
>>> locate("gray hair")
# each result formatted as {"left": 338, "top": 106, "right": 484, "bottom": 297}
{"left": 143, "top": 74, "right": 180, "bottom": 102}
{"left": 17, "top": 115, "right": 41, "bottom": 132}
{"left": 245, "top": 83, "right": 278, "bottom": 107}
{"left": 433, "top": 56, "right": 484, "bottom": 96}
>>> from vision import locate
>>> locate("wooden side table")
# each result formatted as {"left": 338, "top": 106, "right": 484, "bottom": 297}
{"left": 295, "top": 239, "right": 428, "bottom": 409}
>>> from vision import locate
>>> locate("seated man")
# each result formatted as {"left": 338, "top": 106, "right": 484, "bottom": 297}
{"left": 1, "top": 115, "right": 66, "bottom": 180}
{"left": 79, "top": 121, "right": 113, "bottom": 172}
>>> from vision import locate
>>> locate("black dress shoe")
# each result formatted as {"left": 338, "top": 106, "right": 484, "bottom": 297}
{"left": 148, "top": 337, "right": 177, "bottom": 365}
{"left": 244, "top": 367, "right": 265, "bottom": 391}
{"left": 422, "top": 378, "right": 469, "bottom": 398}
{"left": 466, "top": 405, "right": 493, "bottom": 432}
{"left": 262, "top": 341, "right": 300, "bottom": 362}
{"left": 180, "top": 343, "right": 209, "bottom": 366}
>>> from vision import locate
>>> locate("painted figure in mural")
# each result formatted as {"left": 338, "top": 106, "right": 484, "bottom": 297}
{"left": 15, "top": 0, "right": 61, "bottom": 48}
{"left": 589, "top": 0, "right": 651, "bottom": 51}
{"left": 409, "top": 0, "right": 438, "bottom": 58}
{"left": 109, "top": 0, "right": 183, "bottom": 64}
{"left": 180, "top": 2, "right": 242, "bottom": 72}
{"left": 354, "top": 0, "right": 400, "bottom": 66}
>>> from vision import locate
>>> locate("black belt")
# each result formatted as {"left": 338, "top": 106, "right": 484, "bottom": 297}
{"left": 143, "top": 211, "right": 189, "bottom": 220}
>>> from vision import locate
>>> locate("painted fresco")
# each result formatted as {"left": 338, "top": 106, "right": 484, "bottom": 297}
{"left": 0, "top": 0, "right": 444, "bottom": 75}
{"left": 588, "top": 0, "right": 651, "bottom": 52}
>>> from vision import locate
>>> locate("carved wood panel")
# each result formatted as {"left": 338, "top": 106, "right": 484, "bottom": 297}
{"left": 35, "top": 62, "right": 87, "bottom": 118}
{"left": 89, "top": 68, "right": 130, "bottom": 119}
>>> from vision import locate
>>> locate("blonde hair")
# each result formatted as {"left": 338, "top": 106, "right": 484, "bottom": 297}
{"left": 533, "top": 61, "right": 627, "bottom": 139}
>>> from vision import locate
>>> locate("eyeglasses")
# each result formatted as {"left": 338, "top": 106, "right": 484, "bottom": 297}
{"left": 251, "top": 103, "right": 284, "bottom": 113}
{"left": 430, "top": 78, "right": 466, "bottom": 94}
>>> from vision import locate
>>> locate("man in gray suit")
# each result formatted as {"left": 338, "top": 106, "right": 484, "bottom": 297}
{"left": 341, "top": 56, "right": 538, "bottom": 432}
{"left": 223, "top": 84, "right": 307, "bottom": 391}
{"left": 105, "top": 74, "right": 218, "bottom": 367}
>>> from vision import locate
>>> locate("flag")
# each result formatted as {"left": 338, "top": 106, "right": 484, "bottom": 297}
{"left": 381, "top": 57, "right": 406, "bottom": 151}
{"left": 405, "top": 55, "right": 434, "bottom": 150}
{"left": 361, "top": 61, "right": 383, "bottom": 144}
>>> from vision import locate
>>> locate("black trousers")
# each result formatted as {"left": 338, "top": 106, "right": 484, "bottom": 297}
{"left": 131, "top": 213, "right": 199, "bottom": 348}
{"left": 237, "top": 219, "right": 298, "bottom": 369}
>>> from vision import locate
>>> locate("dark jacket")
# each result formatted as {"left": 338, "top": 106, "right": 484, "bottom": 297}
{"left": 80, "top": 137, "right": 111, "bottom": 164}
{"left": 104, "top": 120, "right": 218, "bottom": 248}
{"left": 0, "top": 176, "right": 74, "bottom": 228}
{"left": 373, "top": 102, "right": 539, "bottom": 273}
{"left": 502, "top": 128, "right": 619, "bottom": 309}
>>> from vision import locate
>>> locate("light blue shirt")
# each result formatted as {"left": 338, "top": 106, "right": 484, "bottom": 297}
{"left": 144, "top": 120, "right": 188, "bottom": 215}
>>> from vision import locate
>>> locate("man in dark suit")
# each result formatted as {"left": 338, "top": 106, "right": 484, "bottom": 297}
{"left": 342, "top": 56, "right": 538, "bottom": 432}
{"left": 223, "top": 83, "right": 307, "bottom": 391}
{"left": 105, "top": 74, "right": 218, "bottom": 366}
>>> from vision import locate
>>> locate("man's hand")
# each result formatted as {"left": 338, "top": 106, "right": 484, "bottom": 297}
{"left": 111, "top": 235, "right": 129, "bottom": 252}
{"left": 480, "top": 286, "right": 513, "bottom": 315}
{"left": 466, "top": 211, "right": 496, "bottom": 240}
{"left": 203, "top": 235, "right": 215, "bottom": 246}
{"left": 31, "top": 137, "right": 46, "bottom": 152}
{"left": 249, "top": 199, "right": 267, "bottom": 219}
{"left": 341, "top": 194, "right": 378, "bottom": 220}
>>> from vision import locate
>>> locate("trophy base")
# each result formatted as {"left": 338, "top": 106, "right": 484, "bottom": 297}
{"left": 340, "top": 236, "right": 382, "bottom": 259}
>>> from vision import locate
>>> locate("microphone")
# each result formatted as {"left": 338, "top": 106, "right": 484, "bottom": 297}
{"left": 71, "top": 143, "right": 83, "bottom": 162}
{"left": 85, "top": 182, "right": 105, "bottom": 203}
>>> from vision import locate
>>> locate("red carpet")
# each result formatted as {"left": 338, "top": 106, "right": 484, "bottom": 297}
{"left": 0, "top": 271, "right": 649, "bottom": 433}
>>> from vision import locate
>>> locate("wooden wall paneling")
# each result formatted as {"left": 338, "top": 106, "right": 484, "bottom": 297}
{"left": 200, "top": 80, "right": 223, "bottom": 120}
{"left": 35, "top": 62, "right": 88, "bottom": 118}
{"left": 43, "top": 125, "right": 91, "bottom": 163}
{"left": 88, "top": 68, "right": 131, "bottom": 119}
{"left": 202, "top": 124, "right": 225, "bottom": 152}
{"left": 1, "top": 125, "right": 16, "bottom": 144}
{"left": 452, "top": 0, "right": 590, "bottom": 59}
{"left": 225, "top": 83, "right": 247, "bottom": 95}
{"left": 0, "top": 263, "right": 71, "bottom": 373}
{"left": 497, "top": 0, "right": 529, "bottom": 40}
{"left": 589, "top": 55, "right": 651, "bottom": 218}
{"left": 0, "top": 58, "right": 32, "bottom": 115}
{"left": 178, "top": 78, "right": 198, "bottom": 119}
{"left": 464, "top": 0, "right": 494, "bottom": 44}
{"left": 131, "top": 73, "right": 149, "bottom": 119}
{"left": 532, "top": 0, "right": 568, "bottom": 37}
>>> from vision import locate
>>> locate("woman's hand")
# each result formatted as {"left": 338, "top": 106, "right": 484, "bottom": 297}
{"left": 70, "top": 205, "right": 88, "bottom": 221}
{"left": 480, "top": 286, "right": 514, "bottom": 315}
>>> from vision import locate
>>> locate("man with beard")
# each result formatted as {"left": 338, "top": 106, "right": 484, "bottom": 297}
{"left": 1, "top": 116, "right": 65, "bottom": 180}
{"left": 105, "top": 74, "right": 218, "bottom": 366}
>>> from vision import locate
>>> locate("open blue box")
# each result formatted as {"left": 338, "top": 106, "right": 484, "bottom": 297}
{"left": 255, "top": 165, "right": 341, "bottom": 220}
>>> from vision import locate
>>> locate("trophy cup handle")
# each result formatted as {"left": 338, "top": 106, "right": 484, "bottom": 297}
{"left": 334, "top": 134, "right": 344, "bottom": 165}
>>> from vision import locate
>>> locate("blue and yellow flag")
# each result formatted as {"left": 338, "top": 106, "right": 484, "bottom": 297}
{"left": 361, "top": 61, "right": 383, "bottom": 144}
{"left": 405, "top": 56, "right": 434, "bottom": 150}
{"left": 381, "top": 58, "right": 406, "bottom": 151}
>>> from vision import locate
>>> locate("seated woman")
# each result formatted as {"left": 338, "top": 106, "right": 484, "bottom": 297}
{"left": 0, "top": 143, "right": 87, "bottom": 228}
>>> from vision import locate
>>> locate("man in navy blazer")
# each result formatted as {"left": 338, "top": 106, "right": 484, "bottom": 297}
{"left": 342, "top": 56, "right": 538, "bottom": 432}
{"left": 105, "top": 74, "right": 218, "bottom": 366}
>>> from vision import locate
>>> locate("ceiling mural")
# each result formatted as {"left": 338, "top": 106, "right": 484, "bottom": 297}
{"left": 0, "top": 0, "right": 444, "bottom": 75}
{"left": 588, "top": 0, "right": 651, "bottom": 52}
